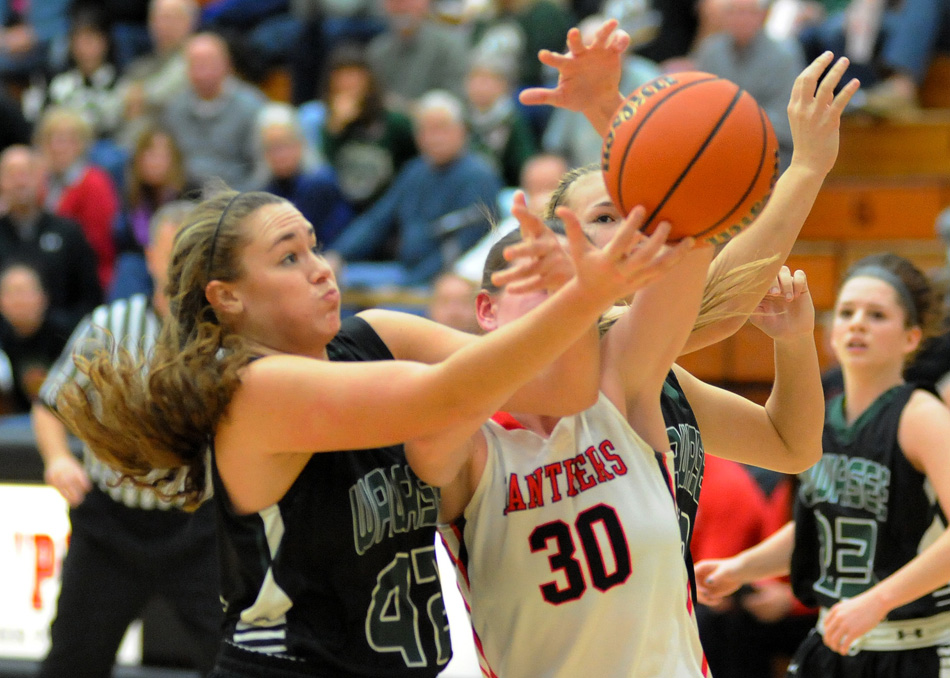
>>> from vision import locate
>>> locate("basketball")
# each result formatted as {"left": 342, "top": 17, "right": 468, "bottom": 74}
{"left": 601, "top": 72, "right": 779, "bottom": 246}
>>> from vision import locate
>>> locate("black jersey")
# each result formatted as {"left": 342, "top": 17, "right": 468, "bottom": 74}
{"left": 210, "top": 317, "right": 450, "bottom": 677}
{"left": 661, "top": 369, "right": 705, "bottom": 551}
{"left": 661, "top": 369, "right": 705, "bottom": 602}
{"left": 791, "top": 383, "right": 950, "bottom": 620}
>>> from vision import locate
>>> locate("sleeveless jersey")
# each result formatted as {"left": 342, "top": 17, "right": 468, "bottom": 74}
{"left": 662, "top": 369, "right": 705, "bottom": 599}
{"left": 791, "top": 383, "right": 950, "bottom": 619}
{"left": 440, "top": 393, "right": 707, "bottom": 678}
{"left": 210, "top": 317, "right": 451, "bottom": 677}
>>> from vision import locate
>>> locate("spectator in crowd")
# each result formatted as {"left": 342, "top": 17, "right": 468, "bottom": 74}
{"left": 81, "top": 0, "right": 152, "bottom": 68}
{"left": 115, "top": 0, "right": 198, "bottom": 150}
{"left": 286, "top": 0, "right": 386, "bottom": 105}
{"left": 0, "top": 0, "right": 70, "bottom": 84}
{"left": 30, "top": 7, "right": 128, "bottom": 188}
{"left": 31, "top": 200, "right": 222, "bottom": 678}
{"left": 691, "top": 0, "right": 804, "bottom": 171}
{"left": 634, "top": 0, "right": 702, "bottom": 65}
{"left": 797, "top": 0, "right": 950, "bottom": 111}
{"left": 464, "top": 48, "right": 537, "bottom": 187}
{"left": 330, "top": 89, "right": 502, "bottom": 286}
{"left": 367, "top": 0, "right": 470, "bottom": 108}
{"left": 306, "top": 43, "right": 418, "bottom": 214}
{"left": 32, "top": 9, "right": 121, "bottom": 143}
{"left": 542, "top": 12, "right": 661, "bottom": 167}
{"left": 427, "top": 271, "right": 480, "bottom": 333}
{"left": 199, "top": 0, "right": 304, "bottom": 82}
{"left": 468, "top": 0, "right": 574, "bottom": 89}
{"left": 36, "top": 106, "right": 120, "bottom": 292}
{"left": 0, "top": 263, "right": 70, "bottom": 414}
{"left": 0, "top": 86, "right": 32, "bottom": 153}
{"left": 162, "top": 31, "right": 266, "bottom": 191}
{"left": 0, "top": 145, "right": 101, "bottom": 331}
{"left": 110, "top": 125, "right": 193, "bottom": 300}
{"left": 256, "top": 102, "right": 353, "bottom": 247}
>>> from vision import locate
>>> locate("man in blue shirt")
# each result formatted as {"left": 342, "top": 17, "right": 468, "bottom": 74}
{"left": 330, "top": 90, "right": 502, "bottom": 287}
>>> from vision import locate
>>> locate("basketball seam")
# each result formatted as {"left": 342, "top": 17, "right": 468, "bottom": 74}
{"left": 693, "top": 96, "right": 771, "bottom": 238}
{"left": 641, "top": 83, "right": 744, "bottom": 230}
{"left": 613, "top": 76, "right": 721, "bottom": 215}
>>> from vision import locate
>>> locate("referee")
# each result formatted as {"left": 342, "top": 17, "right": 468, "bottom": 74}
{"left": 30, "top": 201, "right": 222, "bottom": 678}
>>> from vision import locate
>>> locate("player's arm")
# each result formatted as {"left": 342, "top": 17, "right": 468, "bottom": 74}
{"left": 362, "top": 192, "right": 596, "bottom": 416}
{"left": 821, "top": 390, "right": 950, "bottom": 652}
{"left": 681, "top": 52, "right": 859, "bottom": 353}
{"left": 675, "top": 268, "right": 824, "bottom": 472}
{"left": 695, "top": 521, "right": 796, "bottom": 606}
{"left": 600, "top": 236, "right": 713, "bottom": 450}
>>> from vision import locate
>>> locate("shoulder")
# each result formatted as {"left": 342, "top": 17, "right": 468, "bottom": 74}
{"left": 900, "top": 388, "right": 949, "bottom": 429}
{"left": 897, "top": 388, "right": 950, "bottom": 469}
{"left": 329, "top": 315, "right": 394, "bottom": 361}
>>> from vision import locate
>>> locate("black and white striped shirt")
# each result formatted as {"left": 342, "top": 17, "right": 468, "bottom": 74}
{"left": 39, "top": 293, "right": 185, "bottom": 510}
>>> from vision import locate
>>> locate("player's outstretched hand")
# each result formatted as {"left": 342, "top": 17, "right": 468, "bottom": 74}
{"left": 519, "top": 18, "right": 627, "bottom": 133}
{"left": 560, "top": 201, "right": 695, "bottom": 305}
{"left": 490, "top": 190, "right": 575, "bottom": 294}
{"left": 750, "top": 266, "right": 815, "bottom": 339}
{"left": 788, "top": 51, "right": 860, "bottom": 178}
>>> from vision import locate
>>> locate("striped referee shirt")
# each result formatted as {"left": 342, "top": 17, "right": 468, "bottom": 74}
{"left": 39, "top": 293, "right": 186, "bottom": 510}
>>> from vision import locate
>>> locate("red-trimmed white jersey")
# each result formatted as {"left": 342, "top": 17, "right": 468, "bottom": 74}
{"left": 439, "top": 393, "right": 707, "bottom": 678}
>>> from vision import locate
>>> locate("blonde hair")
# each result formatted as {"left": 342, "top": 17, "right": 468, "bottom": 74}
{"left": 35, "top": 106, "right": 94, "bottom": 151}
{"left": 546, "top": 164, "right": 777, "bottom": 332}
{"left": 56, "top": 187, "right": 287, "bottom": 508}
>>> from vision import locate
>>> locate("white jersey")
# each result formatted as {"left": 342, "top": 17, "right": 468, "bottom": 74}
{"left": 439, "top": 393, "right": 708, "bottom": 678}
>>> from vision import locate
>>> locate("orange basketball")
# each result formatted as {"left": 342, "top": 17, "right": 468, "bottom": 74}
{"left": 601, "top": 72, "right": 779, "bottom": 246}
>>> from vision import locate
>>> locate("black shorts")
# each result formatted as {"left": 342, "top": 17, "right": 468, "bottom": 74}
{"left": 788, "top": 628, "right": 950, "bottom": 678}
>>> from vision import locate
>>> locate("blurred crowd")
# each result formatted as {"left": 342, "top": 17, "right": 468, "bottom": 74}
{"left": 0, "top": 0, "right": 949, "bottom": 419}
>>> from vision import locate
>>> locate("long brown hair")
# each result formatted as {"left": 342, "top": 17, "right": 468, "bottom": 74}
{"left": 56, "top": 188, "right": 287, "bottom": 508}
{"left": 545, "top": 164, "right": 776, "bottom": 332}
{"left": 127, "top": 125, "right": 187, "bottom": 209}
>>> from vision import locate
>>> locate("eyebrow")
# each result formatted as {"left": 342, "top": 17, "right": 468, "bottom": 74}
{"left": 267, "top": 226, "right": 315, "bottom": 252}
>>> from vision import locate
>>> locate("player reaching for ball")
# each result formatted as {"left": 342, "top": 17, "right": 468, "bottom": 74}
{"left": 410, "top": 204, "right": 715, "bottom": 678}
{"left": 516, "top": 20, "right": 858, "bottom": 591}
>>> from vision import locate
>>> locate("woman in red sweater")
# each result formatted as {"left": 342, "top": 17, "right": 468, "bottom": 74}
{"left": 36, "top": 106, "right": 120, "bottom": 291}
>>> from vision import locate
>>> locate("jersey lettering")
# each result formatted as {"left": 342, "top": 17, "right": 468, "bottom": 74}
{"left": 350, "top": 464, "right": 440, "bottom": 555}
{"left": 799, "top": 454, "right": 891, "bottom": 522}
{"left": 666, "top": 423, "right": 703, "bottom": 505}
{"left": 504, "top": 439, "right": 628, "bottom": 514}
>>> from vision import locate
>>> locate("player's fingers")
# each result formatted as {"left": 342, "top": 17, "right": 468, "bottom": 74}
{"left": 505, "top": 275, "right": 545, "bottom": 295}
{"left": 593, "top": 17, "right": 619, "bottom": 46}
{"left": 792, "top": 268, "right": 809, "bottom": 297}
{"left": 607, "top": 30, "right": 631, "bottom": 53}
{"left": 565, "top": 27, "right": 586, "bottom": 54}
{"left": 490, "top": 257, "right": 535, "bottom": 287}
{"left": 830, "top": 76, "right": 861, "bottom": 116}
{"left": 815, "top": 55, "right": 849, "bottom": 104}
{"left": 597, "top": 205, "right": 649, "bottom": 261}
{"left": 518, "top": 86, "right": 555, "bottom": 107}
{"left": 794, "top": 51, "right": 835, "bottom": 103}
